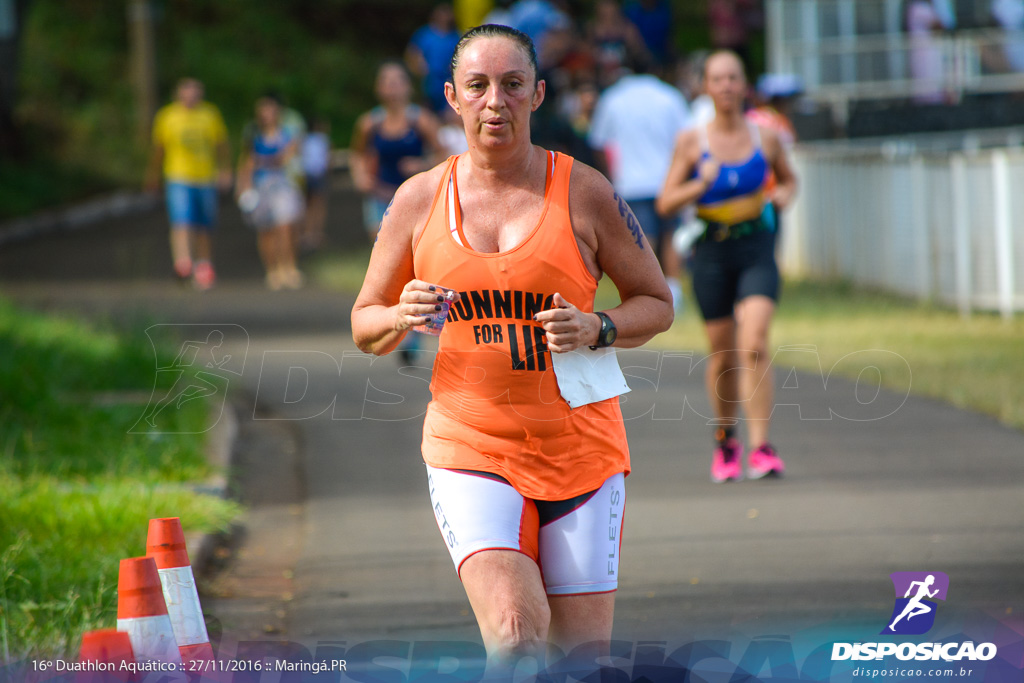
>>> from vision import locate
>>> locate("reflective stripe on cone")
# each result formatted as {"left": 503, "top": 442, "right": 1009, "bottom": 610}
{"left": 116, "top": 556, "right": 182, "bottom": 666}
{"left": 146, "top": 517, "right": 215, "bottom": 665}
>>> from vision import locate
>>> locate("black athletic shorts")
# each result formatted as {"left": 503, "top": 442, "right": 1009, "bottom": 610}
{"left": 690, "top": 228, "right": 780, "bottom": 321}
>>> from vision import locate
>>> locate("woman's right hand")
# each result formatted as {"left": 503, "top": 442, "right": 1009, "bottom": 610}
{"left": 394, "top": 281, "right": 460, "bottom": 331}
{"left": 697, "top": 157, "right": 721, "bottom": 189}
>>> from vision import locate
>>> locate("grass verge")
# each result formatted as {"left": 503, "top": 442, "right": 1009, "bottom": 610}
{"left": 0, "top": 299, "right": 240, "bottom": 663}
{"left": 304, "top": 245, "right": 373, "bottom": 295}
{"left": 310, "top": 253, "right": 1024, "bottom": 431}
{"left": 653, "top": 279, "right": 1024, "bottom": 431}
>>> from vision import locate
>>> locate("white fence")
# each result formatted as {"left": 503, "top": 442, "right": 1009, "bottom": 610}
{"left": 781, "top": 142, "right": 1024, "bottom": 317}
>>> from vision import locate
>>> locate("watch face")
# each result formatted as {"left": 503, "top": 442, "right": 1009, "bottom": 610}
{"left": 605, "top": 326, "right": 618, "bottom": 345}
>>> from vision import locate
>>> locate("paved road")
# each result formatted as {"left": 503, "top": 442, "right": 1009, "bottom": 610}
{"left": 2, "top": 184, "right": 1021, "bottom": 680}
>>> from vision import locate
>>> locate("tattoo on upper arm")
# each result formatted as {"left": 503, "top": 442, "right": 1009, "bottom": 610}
{"left": 374, "top": 197, "right": 395, "bottom": 245}
{"left": 613, "top": 191, "right": 645, "bottom": 249}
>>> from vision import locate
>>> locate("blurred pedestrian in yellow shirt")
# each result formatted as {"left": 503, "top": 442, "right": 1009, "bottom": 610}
{"left": 145, "top": 77, "right": 232, "bottom": 290}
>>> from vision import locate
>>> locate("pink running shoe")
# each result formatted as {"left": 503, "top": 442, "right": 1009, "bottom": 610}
{"left": 173, "top": 258, "right": 193, "bottom": 281}
{"left": 748, "top": 443, "right": 785, "bottom": 479}
{"left": 711, "top": 438, "right": 744, "bottom": 483}
{"left": 192, "top": 261, "right": 216, "bottom": 290}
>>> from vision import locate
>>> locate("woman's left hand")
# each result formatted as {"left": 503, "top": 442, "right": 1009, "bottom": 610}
{"left": 768, "top": 184, "right": 795, "bottom": 211}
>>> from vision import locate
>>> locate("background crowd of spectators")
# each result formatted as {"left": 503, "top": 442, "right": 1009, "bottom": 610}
{"left": 395, "top": 1, "right": 770, "bottom": 173}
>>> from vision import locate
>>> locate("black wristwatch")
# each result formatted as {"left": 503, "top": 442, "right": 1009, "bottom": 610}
{"left": 590, "top": 311, "right": 618, "bottom": 350}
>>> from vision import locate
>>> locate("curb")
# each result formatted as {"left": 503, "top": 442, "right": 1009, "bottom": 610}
{"left": 0, "top": 191, "right": 159, "bottom": 247}
{"left": 186, "top": 399, "right": 241, "bottom": 576}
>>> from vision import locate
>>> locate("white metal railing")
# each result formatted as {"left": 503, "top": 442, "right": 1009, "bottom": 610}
{"left": 766, "top": 0, "right": 1024, "bottom": 119}
{"left": 780, "top": 142, "right": 1024, "bottom": 318}
{"left": 778, "top": 29, "right": 1024, "bottom": 100}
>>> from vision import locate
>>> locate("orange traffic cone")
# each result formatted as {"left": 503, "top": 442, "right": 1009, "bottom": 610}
{"left": 116, "top": 556, "right": 182, "bottom": 665}
{"left": 78, "top": 629, "right": 135, "bottom": 682}
{"left": 146, "top": 517, "right": 215, "bottom": 667}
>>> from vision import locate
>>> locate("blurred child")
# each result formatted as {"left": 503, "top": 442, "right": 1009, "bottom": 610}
{"left": 236, "top": 94, "right": 304, "bottom": 290}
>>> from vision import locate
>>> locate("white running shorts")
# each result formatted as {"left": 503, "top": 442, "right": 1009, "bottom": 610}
{"left": 425, "top": 465, "right": 626, "bottom": 596}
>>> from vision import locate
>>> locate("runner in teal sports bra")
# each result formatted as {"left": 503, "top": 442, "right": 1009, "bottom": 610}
{"left": 656, "top": 50, "right": 798, "bottom": 484}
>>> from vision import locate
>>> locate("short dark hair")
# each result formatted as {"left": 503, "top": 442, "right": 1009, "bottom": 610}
{"left": 448, "top": 24, "right": 539, "bottom": 84}
{"left": 260, "top": 90, "right": 284, "bottom": 105}
{"left": 377, "top": 59, "right": 411, "bottom": 80}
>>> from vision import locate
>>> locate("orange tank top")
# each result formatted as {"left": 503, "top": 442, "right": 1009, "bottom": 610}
{"left": 413, "top": 151, "right": 630, "bottom": 501}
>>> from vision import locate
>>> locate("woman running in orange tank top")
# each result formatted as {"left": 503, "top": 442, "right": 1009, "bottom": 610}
{"left": 352, "top": 24, "right": 673, "bottom": 675}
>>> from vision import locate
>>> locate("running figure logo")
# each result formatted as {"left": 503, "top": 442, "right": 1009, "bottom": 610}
{"left": 881, "top": 571, "right": 949, "bottom": 635}
{"left": 131, "top": 324, "right": 248, "bottom": 434}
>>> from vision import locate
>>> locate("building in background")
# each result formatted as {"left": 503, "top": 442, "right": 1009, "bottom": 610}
{"left": 765, "top": 0, "right": 1024, "bottom": 138}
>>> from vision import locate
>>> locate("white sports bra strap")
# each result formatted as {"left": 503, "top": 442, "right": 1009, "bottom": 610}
{"left": 446, "top": 152, "right": 556, "bottom": 248}
{"left": 747, "top": 120, "right": 762, "bottom": 149}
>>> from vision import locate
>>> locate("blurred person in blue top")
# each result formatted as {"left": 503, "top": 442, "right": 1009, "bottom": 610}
{"left": 406, "top": 3, "right": 462, "bottom": 113}
{"left": 351, "top": 61, "right": 443, "bottom": 243}
{"left": 351, "top": 61, "right": 443, "bottom": 365}
{"left": 236, "top": 93, "right": 305, "bottom": 290}
{"left": 299, "top": 116, "right": 332, "bottom": 251}
{"left": 624, "top": 0, "right": 673, "bottom": 68}
{"left": 656, "top": 51, "right": 798, "bottom": 485}
{"left": 508, "top": 0, "right": 571, "bottom": 58}
{"left": 586, "top": 0, "right": 652, "bottom": 89}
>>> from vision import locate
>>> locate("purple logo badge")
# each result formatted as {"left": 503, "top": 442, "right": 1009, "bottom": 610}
{"left": 881, "top": 572, "right": 949, "bottom": 635}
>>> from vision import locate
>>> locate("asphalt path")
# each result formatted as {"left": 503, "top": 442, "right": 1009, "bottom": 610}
{"left": 2, "top": 182, "right": 1021, "bottom": 680}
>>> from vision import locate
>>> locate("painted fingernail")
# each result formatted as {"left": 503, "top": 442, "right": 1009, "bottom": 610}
{"left": 434, "top": 305, "right": 442, "bottom": 311}
{"left": 532, "top": 314, "right": 538, "bottom": 321}
{"left": 428, "top": 285, "right": 436, "bottom": 292}
{"left": 437, "top": 295, "right": 444, "bottom": 302}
